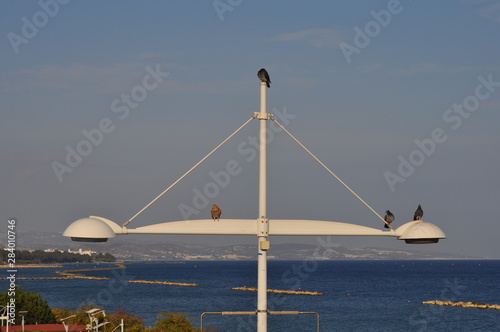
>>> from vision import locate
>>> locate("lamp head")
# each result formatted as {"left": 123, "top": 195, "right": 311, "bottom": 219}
{"left": 63, "top": 217, "right": 116, "bottom": 242}
{"left": 396, "top": 220, "right": 446, "bottom": 244}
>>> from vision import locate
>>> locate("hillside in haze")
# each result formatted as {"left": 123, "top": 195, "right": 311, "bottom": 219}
{"left": 0, "top": 231, "right": 482, "bottom": 261}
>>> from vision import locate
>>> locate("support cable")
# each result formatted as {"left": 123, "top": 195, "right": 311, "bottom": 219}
{"left": 123, "top": 115, "right": 257, "bottom": 227}
{"left": 270, "top": 116, "right": 392, "bottom": 230}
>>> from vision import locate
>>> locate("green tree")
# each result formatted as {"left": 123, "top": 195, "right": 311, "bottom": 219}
{"left": 94, "top": 252, "right": 116, "bottom": 262}
{"left": 51, "top": 307, "right": 74, "bottom": 323}
{"left": 106, "top": 308, "right": 144, "bottom": 332}
{"left": 148, "top": 312, "right": 200, "bottom": 332}
{"left": 0, "top": 286, "right": 56, "bottom": 325}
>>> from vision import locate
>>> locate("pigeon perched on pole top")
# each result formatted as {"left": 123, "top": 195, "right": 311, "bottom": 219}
{"left": 384, "top": 210, "right": 394, "bottom": 229}
{"left": 413, "top": 204, "right": 423, "bottom": 220}
{"left": 257, "top": 68, "right": 271, "bottom": 88}
{"left": 211, "top": 204, "right": 221, "bottom": 221}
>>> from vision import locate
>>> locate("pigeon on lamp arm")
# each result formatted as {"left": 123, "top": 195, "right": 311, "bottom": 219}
{"left": 211, "top": 204, "right": 221, "bottom": 222}
{"left": 384, "top": 210, "right": 394, "bottom": 229}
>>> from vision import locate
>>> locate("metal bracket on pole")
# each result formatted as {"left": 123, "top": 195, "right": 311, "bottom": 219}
{"left": 254, "top": 112, "right": 273, "bottom": 120}
{"left": 257, "top": 217, "right": 269, "bottom": 236}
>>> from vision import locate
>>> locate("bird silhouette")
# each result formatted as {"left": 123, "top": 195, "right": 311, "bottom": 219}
{"left": 257, "top": 68, "right": 271, "bottom": 88}
{"left": 211, "top": 204, "right": 221, "bottom": 221}
{"left": 413, "top": 204, "right": 423, "bottom": 220}
{"left": 384, "top": 210, "right": 395, "bottom": 229}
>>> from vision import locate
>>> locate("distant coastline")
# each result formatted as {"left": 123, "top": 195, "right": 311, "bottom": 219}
{"left": 2, "top": 231, "right": 494, "bottom": 260}
{"left": 0, "top": 264, "right": 63, "bottom": 268}
{"left": 0, "top": 248, "right": 116, "bottom": 265}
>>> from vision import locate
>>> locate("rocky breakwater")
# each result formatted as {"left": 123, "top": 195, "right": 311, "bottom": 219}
{"left": 423, "top": 300, "right": 500, "bottom": 310}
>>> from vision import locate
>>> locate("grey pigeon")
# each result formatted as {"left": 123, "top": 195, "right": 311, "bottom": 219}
{"left": 384, "top": 210, "right": 394, "bottom": 229}
{"left": 413, "top": 204, "right": 423, "bottom": 220}
{"left": 257, "top": 68, "right": 271, "bottom": 88}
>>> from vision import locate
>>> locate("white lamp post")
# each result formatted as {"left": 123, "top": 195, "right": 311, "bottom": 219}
{"left": 86, "top": 308, "right": 108, "bottom": 332}
{"left": 19, "top": 311, "right": 27, "bottom": 332}
{"left": 0, "top": 305, "right": 9, "bottom": 332}
{"left": 61, "top": 314, "right": 76, "bottom": 332}
{"left": 63, "top": 78, "right": 446, "bottom": 332}
{"left": 257, "top": 81, "right": 269, "bottom": 330}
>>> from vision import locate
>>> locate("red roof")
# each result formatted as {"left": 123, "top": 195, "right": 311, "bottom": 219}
{"left": 0, "top": 324, "right": 87, "bottom": 332}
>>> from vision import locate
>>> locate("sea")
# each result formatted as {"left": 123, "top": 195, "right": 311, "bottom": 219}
{"left": 1, "top": 260, "right": 499, "bottom": 332}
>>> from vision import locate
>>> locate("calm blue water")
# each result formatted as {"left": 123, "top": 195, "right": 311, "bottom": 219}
{"left": 2, "top": 260, "right": 500, "bottom": 331}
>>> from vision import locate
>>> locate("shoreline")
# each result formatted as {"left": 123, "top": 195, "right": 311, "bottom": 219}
{"left": 0, "top": 264, "right": 63, "bottom": 268}
{"left": 0, "top": 261, "right": 120, "bottom": 269}
{"left": 1, "top": 259, "right": 499, "bottom": 268}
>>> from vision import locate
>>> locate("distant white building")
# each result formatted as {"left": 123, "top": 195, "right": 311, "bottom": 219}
{"left": 67, "top": 248, "right": 96, "bottom": 256}
{"left": 43, "top": 249, "right": 65, "bottom": 253}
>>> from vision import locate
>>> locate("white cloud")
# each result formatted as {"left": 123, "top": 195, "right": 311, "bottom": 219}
{"left": 2, "top": 60, "right": 248, "bottom": 98}
{"left": 4, "top": 62, "right": 148, "bottom": 95}
{"left": 390, "top": 63, "right": 472, "bottom": 76}
{"left": 356, "top": 63, "right": 384, "bottom": 73}
{"left": 271, "top": 28, "right": 344, "bottom": 49}
{"left": 3, "top": 61, "right": 183, "bottom": 96}
{"left": 476, "top": 1, "right": 500, "bottom": 22}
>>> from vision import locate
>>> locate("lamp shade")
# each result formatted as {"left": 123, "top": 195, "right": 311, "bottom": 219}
{"left": 63, "top": 217, "right": 116, "bottom": 242}
{"left": 397, "top": 221, "right": 446, "bottom": 244}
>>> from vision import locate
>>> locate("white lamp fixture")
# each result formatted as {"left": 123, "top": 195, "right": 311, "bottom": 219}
{"left": 63, "top": 217, "right": 116, "bottom": 242}
{"left": 396, "top": 220, "right": 447, "bottom": 244}
{"left": 63, "top": 77, "right": 446, "bottom": 332}
{"left": 63, "top": 217, "right": 446, "bottom": 242}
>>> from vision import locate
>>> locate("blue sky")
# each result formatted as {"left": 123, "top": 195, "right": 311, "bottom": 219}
{"left": 1, "top": 1, "right": 500, "bottom": 258}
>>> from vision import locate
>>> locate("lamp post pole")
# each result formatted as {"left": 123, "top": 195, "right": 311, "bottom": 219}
{"left": 257, "top": 81, "right": 269, "bottom": 332}
{"left": 19, "top": 311, "right": 28, "bottom": 332}
{"left": 6, "top": 303, "right": 9, "bottom": 332}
